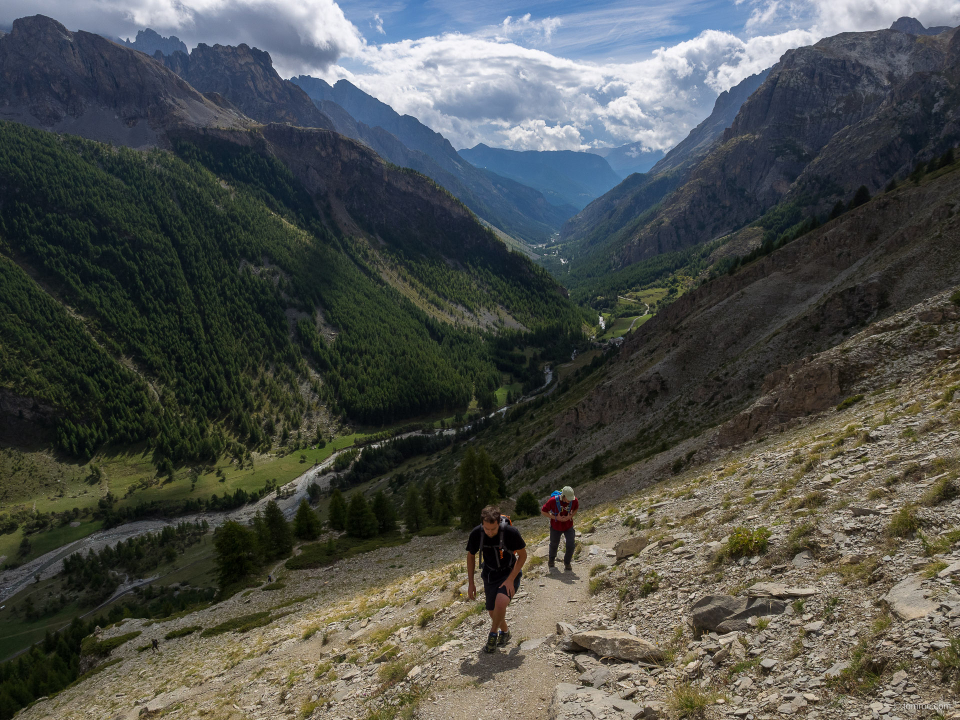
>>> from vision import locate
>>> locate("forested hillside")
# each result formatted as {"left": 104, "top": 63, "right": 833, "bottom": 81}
{"left": 0, "top": 121, "right": 579, "bottom": 468}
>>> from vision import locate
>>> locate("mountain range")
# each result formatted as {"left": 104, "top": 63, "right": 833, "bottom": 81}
{"left": 290, "top": 75, "right": 574, "bottom": 243}
{"left": 0, "top": 15, "right": 580, "bottom": 464}
{"left": 457, "top": 144, "right": 622, "bottom": 211}
{"left": 559, "top": 18, "right": 960, "bottom": 298}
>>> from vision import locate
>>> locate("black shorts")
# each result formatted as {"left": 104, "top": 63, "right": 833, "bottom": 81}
{"left": 482, "top": 571, "right": 522, "bottom": 611}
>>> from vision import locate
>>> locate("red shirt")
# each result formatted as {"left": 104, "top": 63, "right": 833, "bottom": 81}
{"left": 542, "top": 496, "right": 578, "bottom": 531}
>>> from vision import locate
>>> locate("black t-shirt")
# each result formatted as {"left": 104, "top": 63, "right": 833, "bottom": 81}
{"left": 466, "top": 524, "right": 526, "bottom": 581}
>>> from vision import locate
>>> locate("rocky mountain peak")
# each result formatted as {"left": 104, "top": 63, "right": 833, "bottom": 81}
{"left": 160, "top": 42, "right": 332, "bottom": 130}
{"left": 0, "top": 14, "right": 248, "bottom": 148}
{"left": 118, "top": 28, "right": 188, "bottom": 57}
{"left": 891, "top": 16, "right": 952, "bottom": 36}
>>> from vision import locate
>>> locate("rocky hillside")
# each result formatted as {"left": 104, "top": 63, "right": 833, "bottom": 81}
{"left": 22, "top": 295, "right": 960, "bottom": 719}
{"left": 494, "top": 157, "right": 960, "bottom": 501}
{"left": 159, "top": 44, "right": 334, "bottom": 131}
{"left": 558, "top": 70, "right": 769, "bottom": 260}
{"left": 0, "top": 15, "right": 249, "bottom": 149}
{"left": 617, "top": 21, "right": 959, "bottom": 265}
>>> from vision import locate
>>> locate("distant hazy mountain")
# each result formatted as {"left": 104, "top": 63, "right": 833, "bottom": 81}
{"left": 588, "top": 143, "right": 664, "bottom": 178}
{"left": 292, "top": 75, "right": 575, "bottom": 242}
{"left": 118, "top": 28, "right": 187, "bottom": 56}
{"left": 457, "top": 144, "right": 622, "bottom": 210}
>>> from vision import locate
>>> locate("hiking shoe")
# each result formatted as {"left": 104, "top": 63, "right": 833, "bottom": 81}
{"left": 547, "top": 560, "right": 555, "bottom": 568}
{"left": 497, "top": 631, "right": 511, "bottom": 647}
{"left": 483, "top": 634, "right": 498, "bottom": 653}
{"left": 564, "top": 562, "right": 572, "bottom": 571}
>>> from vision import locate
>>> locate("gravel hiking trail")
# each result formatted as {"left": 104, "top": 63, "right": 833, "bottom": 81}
{"left": 419, "top": 523, "right": 620, "bottom": 720}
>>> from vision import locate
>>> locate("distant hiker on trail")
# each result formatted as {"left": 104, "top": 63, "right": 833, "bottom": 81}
{"left": 151, "top": 638, "right": 159, "bottom": 653}
{"left": 542, "top": 486, "right": 578, "bottom": 571}
{"left": 466, "top": 505, "right": 527, "bottom": 654}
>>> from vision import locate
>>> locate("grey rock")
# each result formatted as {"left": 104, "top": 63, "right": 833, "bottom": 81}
{"left": 824, "top": 661, "right": 850, "bottom": 679}
{"left": 760, "top": 658, "right": 778, "bottom": 671}
{"left": 571, "top": 630, "right": 664, "bottom": 662}
{"left": 579, "top": 666, "right": 613, "bottom": 687}
{"left": 690, "top": 595, "right": 788, "bottom": 633}
{"left": 520, "top": 637, "right": 547, "bottom": 651}
{"left": 614, "top": 536, "right": 649, "bottom": 562}
{"left": 883, "top": 575, "right": 939, "bottom": 620}
{"left": 850, "top": 506, "right": 882, "bottom": 517}
{"left": 792, "top": 550, "right": 815, "bottom": 568}
{"left": 549, "top": 683, "right": 662, "bottom": 720}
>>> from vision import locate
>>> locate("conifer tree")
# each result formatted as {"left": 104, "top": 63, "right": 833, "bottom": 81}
{"left": 421, "top": 478, "right": 436, "bottom": 519}
{"left": 404, "top": 485, "right": 427, "bottom": 533}
{"left": 262, "top": 500, "right": 293, "bottom": 559}
{"left": 213, "top": 520, "right": 258, "bottom": 588}
{"left": 433, "top": 484, "right": 453, "bottom": 526}
{"left": 456, "top": 446, "right": 499, "bottom": 530}
{"left": 371, "top": 490, "right": 398, "bottom": 534}
{"left": 346, "top": 493, "right": 378, "bottom": 539}
{"left": 328, "top": 488, "right": 347, "bottom": 531}
{"left": 293, "top": 499, "right": 321, "bottom": 540}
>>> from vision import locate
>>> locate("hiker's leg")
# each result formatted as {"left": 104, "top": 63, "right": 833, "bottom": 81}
{"left": 562, "top": 527, "right": 576, "bottom": 565}
{"left": 548, "top": 528, "right": 561, "bottom": 563}
{"left": 491, "top": 591, "right": 510, "bottom": 633}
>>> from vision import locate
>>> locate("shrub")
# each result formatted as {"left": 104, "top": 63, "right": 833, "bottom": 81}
{"left": 922, "top": 476, "right": 959, "bottom": 506}
{"left": 81, "top": 631, "right": 142, "bottom": 658}
{"left": 885, "top": 504, "right": 920, "bottom": 538}
{"left": 416, "top": 608, "right": 435, "bottom": 628}
{"left": 164, "top": 625, "right": 201, "bottom": 640}
{"left": 201, "top": 612, "right": 274, "bottom": 637}
{"left": 836, "top": 394, "right": 864, "bottom": 411}
{"left": 667, "top": 682, "right": 716, "bottom": 718}
{"left": 935, "top": 637, "right": 960, "bottom": 692}
{"left": 514, "top": 491, "right": 540, "bottom": 518}
{"left": 720, "top": 526, "right": 771, "bottom": 560}
{"left": 637, "top": 570, "right": 660, "bottom": 598}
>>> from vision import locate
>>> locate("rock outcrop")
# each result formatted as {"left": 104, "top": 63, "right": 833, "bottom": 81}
{"left": 0, "top": 15, "right": 248, "bottom": 148}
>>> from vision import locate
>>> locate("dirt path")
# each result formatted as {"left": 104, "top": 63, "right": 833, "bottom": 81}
{"left": 420, "top": 523, "right": 622, "bottom": 720}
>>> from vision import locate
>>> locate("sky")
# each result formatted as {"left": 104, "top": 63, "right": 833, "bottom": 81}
{"left": 5, "top": 0, "right": 960, "bottom": 153}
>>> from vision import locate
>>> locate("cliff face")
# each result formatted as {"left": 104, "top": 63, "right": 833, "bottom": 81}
{"left": 617, "top": 25, "right": 960, "bottom": 264}
{"left": 0, "top": 15, "right": 248, "bottom": 148}
{"left": 160, "top": 44, "right": 333, "bottom": 130}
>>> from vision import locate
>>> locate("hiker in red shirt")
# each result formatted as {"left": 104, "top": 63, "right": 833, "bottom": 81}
{"left": 541, "top": 486, "right": 578, "bottom": 571}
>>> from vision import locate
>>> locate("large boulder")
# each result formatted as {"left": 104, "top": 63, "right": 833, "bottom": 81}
{"left": 549, "top": 683, "right": 663, "bottom": 720}
{"left": 614, "top": 535, "right": 649, "bottom": 562}
{"left": 557, "top": 622, "right": 583, "bottom": 652}
{"left": 690, "top": 595, "right": 788, "bottom": 633}
{"left": 883, "top": 575, "right": 939, "bottom": 620}
{"left": 570, "top": 630, "right": 663, "bottom": 662}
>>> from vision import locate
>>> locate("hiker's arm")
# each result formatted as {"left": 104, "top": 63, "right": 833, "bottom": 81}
{"left": 541, "top": 510, "right": 553, "bottom": 519}
{"left": 466, "top": 552, "right": 476, "bottom": 600}
{"left": 501, "top": 547, "right": 526, "bottom": 597}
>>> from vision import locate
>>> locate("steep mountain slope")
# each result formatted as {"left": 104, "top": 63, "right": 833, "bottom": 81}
{"left": 159, "top": 44, "right": 333, "bottom": 131}
{"left": 503, "top": 162, "right": 960, "bottom": 492}
{"left": 616, "top": 22, "right": 960, "bottom": 266}
{"left": 558, "top": 70, "right": 770, "bottom": 280}
{"left": 457, "top": 144, "right": 622, "bottom": 210}
{"left": 291, "top": 75, "right": 575, "bottom": 242}
{"left": 0, "top": 15, "right": 249, "bottom": 149}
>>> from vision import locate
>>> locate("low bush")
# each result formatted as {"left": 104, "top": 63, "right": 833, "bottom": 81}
{"left": 836, "top": 395, "right": 864, "bottom": 411}
{"left": 922, "top": 476, "right": 959, "bottom": 506}
{"left": 164, "top": 625, "right": 201, "bottom": 640}
{"left": 80, "top": 631, "right": 142, "bottom": 658}
{"left": 885, "top": 504, "right": 920, "bottom": 538}
{"left": 717, "top": 526, "right": 771, "bottom": 561}
{"left": 201, "top": 612, "right": 274, "bottom": 637}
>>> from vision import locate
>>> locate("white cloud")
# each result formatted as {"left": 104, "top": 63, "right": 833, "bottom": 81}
{"left": 496, "top": 14, "right": 563, "bottom": 43}
{"left": 4, "top": 0, "right": 364, "bottom": 72}
{"left": 372, "top": 13, "right": 385, "bottom": 35}
{"left": 323, "top": 25, "right": 812, "bottom": 152}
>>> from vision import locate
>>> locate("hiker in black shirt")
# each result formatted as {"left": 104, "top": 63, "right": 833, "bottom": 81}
{"left": 466, "top": 505, "right": 527, "bottom": 653}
